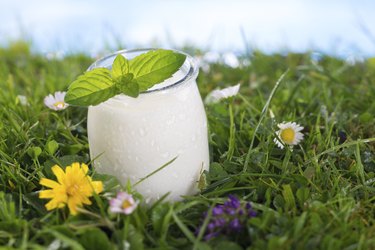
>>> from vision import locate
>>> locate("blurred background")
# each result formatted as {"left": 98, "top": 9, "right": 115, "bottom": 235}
{"left": 1, "top": 0, "right": 375, "bottom": 58}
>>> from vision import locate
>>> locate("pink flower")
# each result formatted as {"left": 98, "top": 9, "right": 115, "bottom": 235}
{"left": 109, "top": 192, "right": 138, "bottom": 214}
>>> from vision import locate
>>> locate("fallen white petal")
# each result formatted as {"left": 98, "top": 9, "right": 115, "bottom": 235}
{"left": 205, "top": 84, "right": 240, "bottom": 104}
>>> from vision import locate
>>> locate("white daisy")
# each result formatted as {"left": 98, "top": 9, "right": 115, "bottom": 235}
{"left": 109, "top": 192, "right": 139, "bottom": 215}
{"left": 205, "top": 84, "right": 240, "bottom": 104}
{"left": 274, "top": 122, "right": 304, "bottom": 149}
{"left": 44, "top": 91, "right": 69, "bottom": 111}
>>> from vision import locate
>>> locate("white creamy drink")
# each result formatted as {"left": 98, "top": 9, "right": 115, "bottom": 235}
{"left": 87, "top": 49, "right": 209, "bottom": 201}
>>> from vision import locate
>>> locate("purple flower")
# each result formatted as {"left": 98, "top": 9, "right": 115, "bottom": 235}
{"left": 208, "top": 222, "right": 216, "bottom": 230}
{"left": 214, "top": 217, "right": 226, "bottom": 227}
{"left": 198, "top": 195, "right": 257, "bottom": 241}
{"left": 204, "top": 232, "right": 219, "bottom": 241}
{"left": 109, "top": 192, "right": 139, "bottom": 214}
{"left": 229, "top": 218, "right": 242, "bottom": 231}
{"left": 226, "top": 195, "right": 241, "bottom": 209}
{"left": 246, "top": 202, "right": 257, "bottom": 217}
{"left": 212, "top": 205, "right": 224, "bottom": 216}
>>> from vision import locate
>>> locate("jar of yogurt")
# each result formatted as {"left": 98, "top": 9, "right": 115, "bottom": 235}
{"left": 87, "top": 49, "right": 209, "bottom": 201}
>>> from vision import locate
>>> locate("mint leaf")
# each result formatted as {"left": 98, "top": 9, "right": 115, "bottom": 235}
{"left": 118, "top": 80, "right": 139, "bottom": 98}
{"left": 65, "top": 50, "right": 187, "bottom": 106}
{"left": 129, "top": 49, "right": 186, "bottom": 91}
{"left": 65, "top": 68, "right": 116, "bottom": 106}
{"left": 112, "top": 55, "right": 129, "bottom": 79}
{"left": 115, "top": 73, "right": 139, "bottom": 98}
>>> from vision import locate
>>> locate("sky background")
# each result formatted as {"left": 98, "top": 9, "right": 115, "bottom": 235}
{"left": 1, "top": 0, "right": 375, "bottom": 57}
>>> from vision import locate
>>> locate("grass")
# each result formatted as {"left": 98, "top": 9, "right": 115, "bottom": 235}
{"left": 0, "top": 41, "right": 375, "bottom": 249}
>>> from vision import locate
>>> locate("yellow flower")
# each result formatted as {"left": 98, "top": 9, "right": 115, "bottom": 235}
{"left": 39, "top": 162, "right": 103, "bottom": 215}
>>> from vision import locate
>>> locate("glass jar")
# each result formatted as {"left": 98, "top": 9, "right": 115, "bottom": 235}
{"left": 87, "top": 49, "right": 209, "bottom": 201}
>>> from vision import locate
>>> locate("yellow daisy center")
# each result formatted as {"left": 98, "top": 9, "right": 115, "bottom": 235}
{"left": 280, "top": 128, "right": 295, "bottom": 144}
{"left": 122, "top": 200, "right": 132, "bottom": 209}
{"left": 53, "top": 101, "right": 65, "bottom": 108}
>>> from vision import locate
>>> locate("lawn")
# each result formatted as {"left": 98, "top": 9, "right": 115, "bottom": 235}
{"left": 0, "top": 41, "right": 375, "bottom": 249}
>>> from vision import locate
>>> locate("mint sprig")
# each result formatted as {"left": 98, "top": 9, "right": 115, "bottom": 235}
{"left": 65, "top": 49, "right": 187, "bottom": 106}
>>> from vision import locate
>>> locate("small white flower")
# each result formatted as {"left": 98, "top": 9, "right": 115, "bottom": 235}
{"left": 203, "top": 51, "right": 220, "bottom": 64}
{"left": 109, "top": 192, "right": 139, "bottom": 215}
{"left": 222, "top": 52, "right": 240, "bottom": 68}
{"left": 44, "top": 91, "right": 68, "bottom": 111}
{"left": 17, "top": 95, "right": 28, "bottom": 106}
{"left": 205, "top": 84, "right": 240, "bottom": 104}
{"left": 274, "top": 122, "right": 304, "bottom": 149}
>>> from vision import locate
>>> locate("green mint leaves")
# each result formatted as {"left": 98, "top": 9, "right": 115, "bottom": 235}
{"left": 65, "top": 68, "right": 115, "bottom": 106}
{"left": 65, "top": 49, "right": 187, "bottom": 106}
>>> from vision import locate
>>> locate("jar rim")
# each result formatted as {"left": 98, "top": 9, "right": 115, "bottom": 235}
{"left": 87, "top": 48, "right": 198, "bottom": 94}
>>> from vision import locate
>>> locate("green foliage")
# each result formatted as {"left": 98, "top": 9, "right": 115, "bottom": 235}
{"left": 65, "top": 67, "right": 116, "bottom": 106}
{"left": 79, "top": 228, "right": 113, "bottom": 250}
{"left": 112, "top": 53, "right": 130, "bottom": 78}
{"left": 65, "top": 49, "right": 186, "bottom": 106}
{"left": 0, "top": 43, "right": 375, "bottom": 249}
{"left": 45, "top": 140, "right": 59, "bottom": 155}
{"left": 129, "top": 49, "right": 186, "bottom": 91}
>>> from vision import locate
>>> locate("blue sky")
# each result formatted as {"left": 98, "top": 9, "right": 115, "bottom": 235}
{"left": 1, "top": 0, "right": 375, "bottom": 57}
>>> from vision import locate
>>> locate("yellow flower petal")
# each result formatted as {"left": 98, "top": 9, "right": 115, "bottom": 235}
{"left": 81, "top": 195, "right": 92, "bottom": 205}
{"left": 79, "top": 186, "right": 93, "bottom": 196}
{"left": 51, "top": 165, "right": 66, "bottom": 184}
{"left": 57, "top": 203, "right": 65, "bottom": 208}
{"left": 40, "top": 178, "right": 60, "bottom": 188}
{"left": 39, "top": 190, "right": 55, "bottom": 199}
{"left": 65, "top": 166, "right": 72, "bottom": 176}
{"left": 71, "top": 162, "right": 81, "bottom": 176}
{"left": 45, "top": 199, "right": 64, "bottom": 210}
{"left": 68, "top": 197, "right": 79, "bottom": 215}
{"left": 81, "top": 163, "right": 89, "bottom": 174}
{"left": 92, "top": 181, "right": 103, "bottom": 194}
{"left": 53, "top": 191, "right": 68, "bottom": 203}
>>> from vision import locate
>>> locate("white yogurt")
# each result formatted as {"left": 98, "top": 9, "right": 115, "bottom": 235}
{"left": 87, "top": 49, "right": 209, "bottom": 201}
